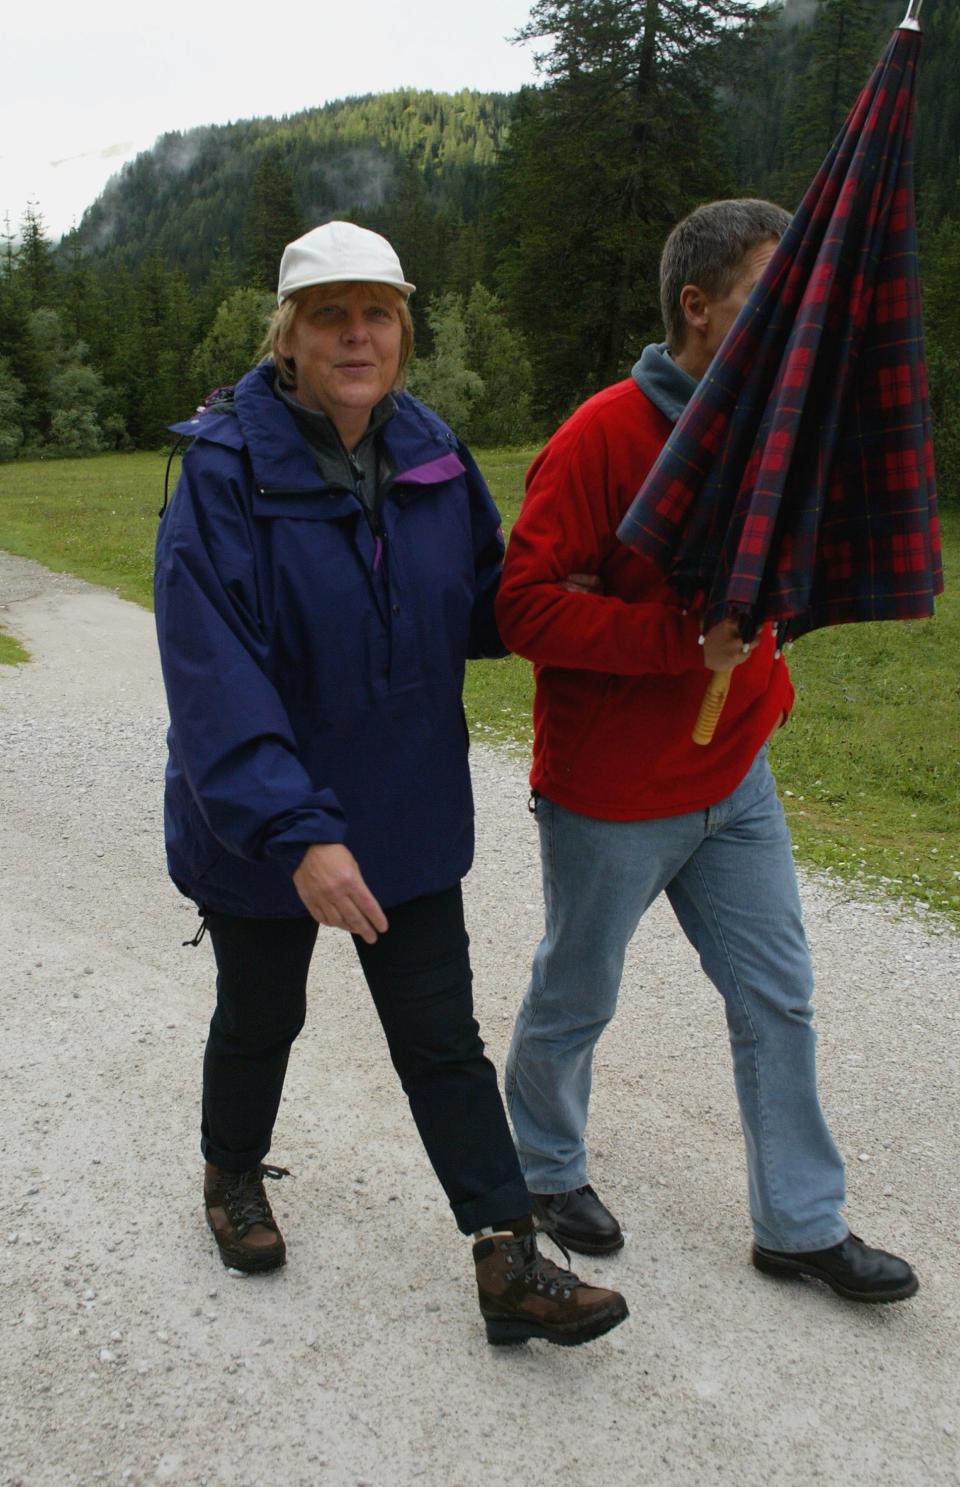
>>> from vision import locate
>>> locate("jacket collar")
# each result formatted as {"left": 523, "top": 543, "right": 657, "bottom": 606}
{"left": 230, "top": 362, "right": 461, "bottom": 493}
{"left": 276, "top": 382, "right": 396, "bottom": 459}
{"left": 631, "top": 342, "right": 698, "bottom": 425}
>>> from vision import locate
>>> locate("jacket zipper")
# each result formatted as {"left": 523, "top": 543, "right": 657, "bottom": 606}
{"left": 348, "top": 452, "right": 386, "bottom": 569}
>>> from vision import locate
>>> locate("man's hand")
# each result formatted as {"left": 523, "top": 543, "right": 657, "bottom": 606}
{"left": 702, "top": 617, "right": 760, "bottom": 672}
{"left": 293, "top": 843, "right": 388, "bottom": 944}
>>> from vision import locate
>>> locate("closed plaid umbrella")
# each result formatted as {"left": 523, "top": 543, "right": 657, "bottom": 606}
{"left": 617, "top": 0, "right": 942, "bottom": 744}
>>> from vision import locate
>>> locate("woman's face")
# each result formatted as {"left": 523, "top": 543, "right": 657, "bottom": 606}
{"left": 280, "top": 282, "right": 403, "bottom": 434}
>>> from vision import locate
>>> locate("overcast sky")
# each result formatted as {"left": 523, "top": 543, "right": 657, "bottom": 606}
{"left": 2, "top": 0, "right": 541, "bottom": 242}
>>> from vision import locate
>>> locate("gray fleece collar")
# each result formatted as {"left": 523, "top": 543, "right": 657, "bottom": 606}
{"left": 631, "top": 343, "right": 698, "bottom": 425}
{"left": 276, "top": 382, "right": 396, "bottom": 453}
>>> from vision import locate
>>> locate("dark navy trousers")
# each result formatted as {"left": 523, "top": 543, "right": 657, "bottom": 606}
{"left": 201, "top": 884, "right": 529, "bottom": 1234}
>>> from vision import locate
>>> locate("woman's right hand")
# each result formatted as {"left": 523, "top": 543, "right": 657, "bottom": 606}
{"left": 293, "top": 843, "right": 389, "bottom": 944}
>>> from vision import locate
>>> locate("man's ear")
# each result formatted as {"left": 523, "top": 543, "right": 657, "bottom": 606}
{"left": 679, "top": 283, "right": 710, "bottom": 337}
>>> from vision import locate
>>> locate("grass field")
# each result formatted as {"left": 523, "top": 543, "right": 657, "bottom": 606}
{"left": 1, "top": 447, "right": 957, "bottom": 925}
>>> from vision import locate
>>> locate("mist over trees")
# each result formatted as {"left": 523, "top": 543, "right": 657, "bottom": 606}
{"left": 0, "top": 0, "right": 956, "bottom": 497}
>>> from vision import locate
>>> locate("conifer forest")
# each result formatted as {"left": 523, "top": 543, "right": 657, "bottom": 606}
{"left": 1, "top": 0, "right": 957, "bottom": 496}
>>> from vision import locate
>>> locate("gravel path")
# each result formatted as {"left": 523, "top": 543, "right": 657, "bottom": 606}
{"left": 1, "top": 548, "right": 958, "bottom": 1487}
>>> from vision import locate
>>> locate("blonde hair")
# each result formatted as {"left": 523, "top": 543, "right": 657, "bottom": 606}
{"left": 261, "top": 281, "right": 414, "bottom": 389}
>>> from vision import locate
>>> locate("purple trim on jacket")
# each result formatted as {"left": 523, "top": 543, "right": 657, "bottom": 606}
{"left": 396, "top": 452, "right": 467, "bottom": 486}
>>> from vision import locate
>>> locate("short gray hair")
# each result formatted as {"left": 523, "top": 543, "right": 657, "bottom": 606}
{"left": 660, "top": 199, "right": 792, "bottom": 353}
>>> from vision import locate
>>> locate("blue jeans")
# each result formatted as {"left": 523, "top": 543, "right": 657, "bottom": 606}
{"left": 505, "top": 750, "right": 848, "bottom": 1252}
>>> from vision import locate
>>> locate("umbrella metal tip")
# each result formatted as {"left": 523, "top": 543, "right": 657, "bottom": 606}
{"left": 899, "top": 0, "right": 922, "bottom": 30}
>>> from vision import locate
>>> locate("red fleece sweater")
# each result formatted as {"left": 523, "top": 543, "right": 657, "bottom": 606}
{"left": 496, "top": 377, "right": 794, "bottom": 819}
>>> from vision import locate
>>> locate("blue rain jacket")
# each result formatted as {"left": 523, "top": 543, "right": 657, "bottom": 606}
{"left": 154, "top": 362, "right": 506, "bottom": 917}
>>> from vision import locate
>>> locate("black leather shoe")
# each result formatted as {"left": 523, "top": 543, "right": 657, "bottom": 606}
{"left": 531, "top": 1185, "right": 624, "bottom": 1255}
{"left": 752, "top": 1233, "right": 918, "bottom": 1302}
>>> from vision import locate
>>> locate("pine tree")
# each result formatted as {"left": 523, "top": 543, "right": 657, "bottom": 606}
{"left": 17, "top": 202, "right": 58, "bottom": 308}
{"left": 109, "top": 255, "right": 201, "bottom": 445}
{"left": 1, "top": 214, "right": 17, "bottom": 282}
{"left": 199, "top": 237, "right": 240, "bottom": 326}
{"left": 0, "top": 270, "right": 47, "bottom": 444}
{"left": 914, "top": 0, "right": 960, "bottom": 226}
{"left": 496, "top": 0, "right": 767, "bottom": 418}
{"left": 921, "top": 215, "right": 960, "bottom": 503}
{"left": 374, "top": 161, "right": 443, "bottom": 340}
{"left": 783, "top": 0, "right": 885, "bottom": 204}
{"left": 245, "top": 149, "right": 303, "bottom": 290}
{"left": 58, "top": 228, "right": 112, "bottom": 362}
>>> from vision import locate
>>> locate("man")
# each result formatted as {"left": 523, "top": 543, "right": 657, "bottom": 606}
{"left": 495, "top": 199, "right": 917, "bottom": 1304}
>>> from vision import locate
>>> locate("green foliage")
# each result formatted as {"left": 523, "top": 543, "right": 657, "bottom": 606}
{"left": 911, "top": 0, "right": 959, "bottom": 226}
{"left": 48, "top": 408, "right": 105, "bottom": 456}
{"left": 921, "top": 216, "right": 960, "bottom": 504}
{"left": 198, "top": 238, "right": 240, "bottom": 324}
{"left": 17, "top": 202, "right": 58, "bottom": 307}
{"left": 245, "top": 148, "right": 302, "bottom": 290}
{"left": 24, "top": 308, "right": 116, "bottom": 455}
{"left": 459, "top": 284, "right": 534, "bottom": 445}
{"left": 719, "top": 0, "right": 957, "bottom": 219}
{"left": 495, "top": 0, "right": 766, "bottom": 418}
{"left": 0, "top": 36, "right": 954, "bottom": 454}
{"left": 0, "top": 272, "right": 47, "bottom": 442}
{"left": 49, "top": 361, "right": 105, "bottom": 410}
{"left": 782, "top": 0, "right": 886, "bottom": 204}
{"left": 407, "top": 284, "right": 534, "bottom": 443}
{"left": 73, "top": 91, "right": 513, "bottom": 287}
{"left": 110, "top": 255, "right": 199, "bottom": 444}
{"left": 407, "top": 296, "right": 484, "bottom": 431}
{"left": 190, "top": 288, "right": 274, "bottom": 396}
{"left": 0, "top": 355, "right": 25, "bottom": 459}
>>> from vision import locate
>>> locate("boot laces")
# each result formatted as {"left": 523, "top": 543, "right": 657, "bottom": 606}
{"left": 502, "top": 1231, "right": 580, "bottom": 1300}
{"left": 221, "top": 1164, "right": 289, "bottom": 1237}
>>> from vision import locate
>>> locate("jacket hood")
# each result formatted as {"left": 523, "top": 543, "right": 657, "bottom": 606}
{"left": 631, "top": 343, "right": 698, "bottom": 425}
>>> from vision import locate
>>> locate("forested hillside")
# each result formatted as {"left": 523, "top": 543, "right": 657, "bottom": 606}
{"left": 1, "top": 0, "right": 957, "bottom": 491}
{"left": 78, "top": 90, "right": 512, "bottom": 302}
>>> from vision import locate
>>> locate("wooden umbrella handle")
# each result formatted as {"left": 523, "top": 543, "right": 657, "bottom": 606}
{"left": 692, "top": 668, "right": 732, "bottom": 746}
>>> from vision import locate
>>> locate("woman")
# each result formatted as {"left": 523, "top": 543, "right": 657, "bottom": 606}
{"left": 154, "top": 220, "right": 627, "bottom": 1348}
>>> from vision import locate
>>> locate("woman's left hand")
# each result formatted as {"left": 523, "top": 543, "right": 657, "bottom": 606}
{"left": 293, "top": 843, "right": 389, "bottom": 943}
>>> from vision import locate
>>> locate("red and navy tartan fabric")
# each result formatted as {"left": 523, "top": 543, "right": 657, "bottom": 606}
{"left": 617, "top": 25, "right": 942, "bottom": 643}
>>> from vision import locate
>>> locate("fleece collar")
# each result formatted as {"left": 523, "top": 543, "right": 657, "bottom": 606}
{"left": 276, "top": 382, "right": 397, "bottom": 459}
{"left": 631, "top": 343, "right": 698, "bottom": 425}
{"left": 173, "top": 362, "right": 462, "bottom": 494}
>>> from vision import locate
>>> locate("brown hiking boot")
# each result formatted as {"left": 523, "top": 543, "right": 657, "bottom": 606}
{"left": 474, "top": 1227, "right": 628, "bottom": 1346}
{"left": 203, "top": 1162, "right": 289, "bottom": 1273}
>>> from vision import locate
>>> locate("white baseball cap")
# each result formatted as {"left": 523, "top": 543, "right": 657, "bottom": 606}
{"left": 277, "top": 221, "right": 416, "bottom": 304}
